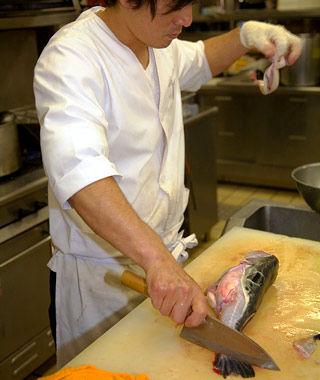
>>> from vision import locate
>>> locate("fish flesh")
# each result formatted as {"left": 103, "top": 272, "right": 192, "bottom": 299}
{"left": 293, "top": 333, "right": 320, "bottom": 359}
{"left": 256, "top": 56, "right": 286, "bottom": 95}
{"left": 206, "top": 251, "right": 279, "bottom": 378}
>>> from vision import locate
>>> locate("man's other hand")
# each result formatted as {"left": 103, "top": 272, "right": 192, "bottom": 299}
{"left": 240, "top": 21, "right": 302, "bottom": 65}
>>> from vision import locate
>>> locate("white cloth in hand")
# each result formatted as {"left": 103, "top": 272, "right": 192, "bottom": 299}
{"left": 240, "top": 21, "right": 301, "bottom": 64}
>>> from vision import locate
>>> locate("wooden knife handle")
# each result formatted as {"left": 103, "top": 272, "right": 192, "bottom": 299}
{"left": 121, "top": 270, "right": 149, "bottom": 296}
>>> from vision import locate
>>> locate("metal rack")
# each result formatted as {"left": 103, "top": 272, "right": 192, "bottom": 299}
{"left": 0, "top": 0, "right": 81, "bottom": 30}
{"left": 196, "top": 7, "right": 320, "bottom": 22}
{"left": 186, "top": 5, "right": 320, "bottom": 43}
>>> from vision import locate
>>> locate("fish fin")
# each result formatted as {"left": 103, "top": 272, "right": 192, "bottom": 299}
{"left": 241, "top": 313, "right": 256, "bottom": 330}
{"left": 213, "top": 353, "right": 255, "bottom": 378}
{"left": 207, "top": 290, "right": 217, "bottom": 309}
{"left": 293, "top": 335, "right": 318, "bottom": 359}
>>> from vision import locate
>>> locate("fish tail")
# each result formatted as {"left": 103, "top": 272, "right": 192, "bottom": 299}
{"left": 213, "top": 353, "right": 255, "bottom": 378}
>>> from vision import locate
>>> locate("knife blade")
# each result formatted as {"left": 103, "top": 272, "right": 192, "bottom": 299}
{"left": 121, "top": 270, "right": 280, "bottom": 371}
{"left": 180, "top": 316, "right": 279, "bottom": 370}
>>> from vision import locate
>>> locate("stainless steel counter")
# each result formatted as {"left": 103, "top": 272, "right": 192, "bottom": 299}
{"left": 0, "top": 167, "right": 47, "bottom": 206}
{"left": 0, "top": 164, "right": 52, "bottom": 380}
{"left": 223, "top": 199, "right": 320, "bottom": 246}
{"left": 201, "top": 78, "right": 320, "bottom": 95}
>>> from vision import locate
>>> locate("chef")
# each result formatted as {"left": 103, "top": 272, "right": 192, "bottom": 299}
{"left": 33, "top": 0, "right": 301, "bottom": 368}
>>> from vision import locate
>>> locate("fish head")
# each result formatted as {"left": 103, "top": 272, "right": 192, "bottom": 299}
{"left": 245, "top": 251, "right": 279, "bottom": 279}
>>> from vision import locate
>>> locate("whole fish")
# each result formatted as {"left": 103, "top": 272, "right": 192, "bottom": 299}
{"left": 206, "top": 251, "right": 279, "bottom": 378}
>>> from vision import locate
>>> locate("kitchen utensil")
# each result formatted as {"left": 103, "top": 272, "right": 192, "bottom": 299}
{"left": 291, "top": 162, "right": 320, "bottom": 214}
{"left": 281, "top": 33, "right": 320, "bottom": 86}
{"left": 0, "top": 111, "right": 21, "bottom": 177}
{"left": 121, "top": 270, "right": 280, "bottom": 371}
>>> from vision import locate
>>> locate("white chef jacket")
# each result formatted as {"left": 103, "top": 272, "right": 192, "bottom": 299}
{"left": 34, "top": 6, "right": 212, "bottom": 367}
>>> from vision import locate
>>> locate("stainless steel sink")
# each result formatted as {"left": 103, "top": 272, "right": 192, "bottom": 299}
{"left": 223, "top": 199, "right": 320, "bottom": 242}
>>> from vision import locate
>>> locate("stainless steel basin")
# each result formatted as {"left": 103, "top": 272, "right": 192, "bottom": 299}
{"left": 224, "top": 199, "right": 320, "bottom": 242}
{"left": 291, "top": 162, "right": 320, "bottom": 214}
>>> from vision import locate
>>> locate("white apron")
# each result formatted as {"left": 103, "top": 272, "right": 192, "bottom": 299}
{"left": 49, "top": 234, "right": 197, "bottom": 368}
{"left": 34, "top": 6, "right": 212, "bottom": 368}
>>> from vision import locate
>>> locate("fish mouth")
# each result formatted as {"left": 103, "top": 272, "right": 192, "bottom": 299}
{"left": 246, "top": 251, "right": 272, "bottom": 259}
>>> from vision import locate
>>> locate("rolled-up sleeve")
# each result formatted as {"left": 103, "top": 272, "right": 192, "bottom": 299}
{"left": 34, "top": 39, "right": 121, "bottom": 209}
{"left": 172, "top": 39, "right": 212, "bottom": 92}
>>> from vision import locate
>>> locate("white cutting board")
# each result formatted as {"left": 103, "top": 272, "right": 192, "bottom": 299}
{"left": 67, "top": 227, "right": 320, "bottom": 379}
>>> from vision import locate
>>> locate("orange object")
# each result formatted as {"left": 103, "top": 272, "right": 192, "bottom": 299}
{"left": 38, "top": 365, "right": 150, "bottom": 380}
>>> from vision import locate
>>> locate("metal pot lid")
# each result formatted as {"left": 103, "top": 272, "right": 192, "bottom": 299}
{"left": 0, "top": 111, "right": 15, "bottom": 124}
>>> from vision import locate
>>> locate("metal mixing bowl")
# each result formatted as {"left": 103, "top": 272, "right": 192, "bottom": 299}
{"left": 291, "top": 163, "right": 320, "bottom": 214}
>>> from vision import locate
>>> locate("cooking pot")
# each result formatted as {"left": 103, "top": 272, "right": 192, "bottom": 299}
{"left": 281, "top": 33, "right": 320, "bottom": 86}
{"left": 0, "top": 111, "right": 21, "bottom": 177}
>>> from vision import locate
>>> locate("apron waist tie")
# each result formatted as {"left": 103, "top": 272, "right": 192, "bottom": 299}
{"left": 171, "top": 233, "right": 198, "bottom": 263}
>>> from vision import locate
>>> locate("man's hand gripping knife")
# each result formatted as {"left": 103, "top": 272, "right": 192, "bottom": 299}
{"left": 240, "top": 21, "right": 302, "bottom": 95}
{"left": 145, "top": 254, "right": 209, "bottom": 327}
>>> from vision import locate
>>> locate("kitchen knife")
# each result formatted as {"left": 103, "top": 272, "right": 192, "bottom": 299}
{"left": 121, "top": 270, "right": 280, "bottom": 371}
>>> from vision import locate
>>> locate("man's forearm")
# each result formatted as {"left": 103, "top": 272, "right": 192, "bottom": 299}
{"left": 204, "top": 28, "right": 248, "bottom": 77}
{"left": 69, "top": 176, "right": 175, "bottom": 272}
{"left": 68, "top": 176, "right": 209, "bottom": 327}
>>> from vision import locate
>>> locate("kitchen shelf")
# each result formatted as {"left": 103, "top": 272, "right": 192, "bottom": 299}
{"left": 198, "top": 80, "right": 320, "bottom": 189}
{"left": 194, "top": 8, "right": 320, "bottom": 22}
{"left": 0, "top": 10, "right": 80, "bottom": 30}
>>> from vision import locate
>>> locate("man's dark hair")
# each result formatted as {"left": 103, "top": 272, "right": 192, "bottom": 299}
{"left": 104, "top": 0, "right": 194, "bottom": 18}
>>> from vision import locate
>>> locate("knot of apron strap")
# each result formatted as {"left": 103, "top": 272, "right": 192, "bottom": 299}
{"left": 170, "top": 233, "right": 198, "bottom": 263}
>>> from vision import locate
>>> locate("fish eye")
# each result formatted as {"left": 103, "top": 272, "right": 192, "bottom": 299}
{"left": 250, "top": 271, "right": 264, "bottom": 284}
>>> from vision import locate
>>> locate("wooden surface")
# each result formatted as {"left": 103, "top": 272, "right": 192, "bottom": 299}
{"left": 67, "top": 227, "right": 320, "bottom": 379}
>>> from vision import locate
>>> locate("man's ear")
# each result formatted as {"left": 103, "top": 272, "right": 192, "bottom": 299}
{"left": 118, "top": 0, "right": 135, "bottom": 9}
